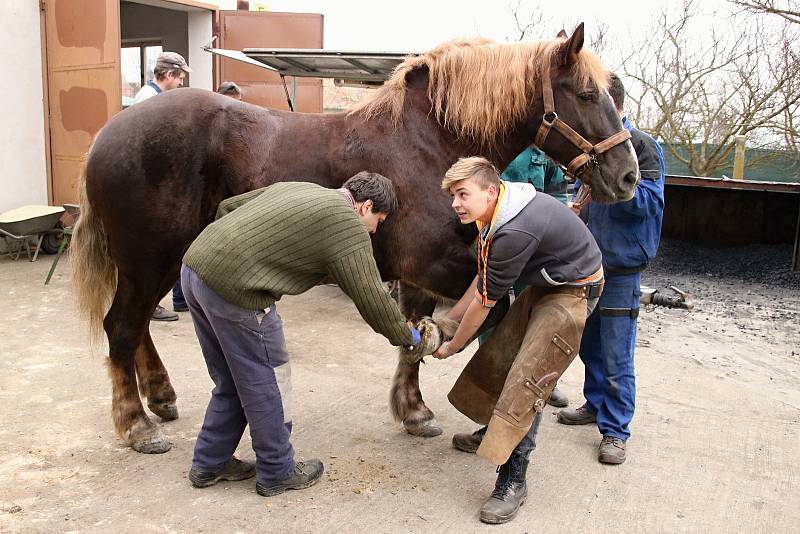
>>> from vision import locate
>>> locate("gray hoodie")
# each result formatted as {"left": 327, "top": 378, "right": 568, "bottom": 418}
{"left": 477, "top": 181, "right": 602, "bottom": 304}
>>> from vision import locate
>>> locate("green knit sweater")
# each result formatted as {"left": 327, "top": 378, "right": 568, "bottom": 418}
{"left": 184, "top": 182, "right": 413, "bottom": 347}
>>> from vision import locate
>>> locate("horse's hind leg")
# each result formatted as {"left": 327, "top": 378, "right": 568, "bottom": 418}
{"left": 105, "top": 272, "right": 171, "bottom": 453}
{"left": 136, "top": 331, "right": 178, "bottom": 421}
{"left": 390, "top": 283, "right": 443, "bottom": 438}
{"left": 134, "top": 268, "right": 179, "bottom": 421}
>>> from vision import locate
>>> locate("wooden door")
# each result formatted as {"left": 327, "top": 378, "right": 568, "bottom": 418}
{"left": 42, "top": 0, "right": 121, "bottom": 205}
{"left": 218, "top": 11, "right": 323, "bottom": 112}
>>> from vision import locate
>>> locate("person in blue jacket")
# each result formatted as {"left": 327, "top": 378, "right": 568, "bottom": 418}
{"left": 557, "top": 73, "right": 665, "bottom": 465}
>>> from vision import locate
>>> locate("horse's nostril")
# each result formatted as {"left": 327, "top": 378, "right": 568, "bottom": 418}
{"left": 624, "top": 172, "right": 638, "bottom": 187}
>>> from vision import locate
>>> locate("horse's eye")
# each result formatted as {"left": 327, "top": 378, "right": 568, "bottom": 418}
{"left": 578, "top": 92, "right": 596, "bottom": 102}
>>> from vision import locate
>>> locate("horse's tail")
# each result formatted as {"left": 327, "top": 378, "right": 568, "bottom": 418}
{"left": 71, "top": 158, "right": 117, "bottom": 341}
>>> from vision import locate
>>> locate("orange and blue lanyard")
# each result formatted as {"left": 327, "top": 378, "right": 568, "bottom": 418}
{"left": 474, "top": 183, "right": 506, "bottom": 307}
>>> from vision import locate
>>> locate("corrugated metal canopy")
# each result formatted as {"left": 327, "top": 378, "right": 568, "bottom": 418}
{"left": 242, "top": 48, "right": 418, "bottom": 82}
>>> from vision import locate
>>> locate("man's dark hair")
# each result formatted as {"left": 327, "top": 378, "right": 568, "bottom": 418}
{"left": 608, "top": 72, "right": 625, "bottom": 112}
{"left": 343, "top": 171, "right": 399, "bottom": 214}
{"left": 217, "top": 81, "right": 242, "bottom": 96}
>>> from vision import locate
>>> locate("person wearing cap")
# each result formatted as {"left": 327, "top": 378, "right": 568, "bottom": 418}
{"left": 131, "top": 51, "right": 192, "bottom": 321}
{"left": 217, "top": 81, "right": 243, "bottom": 100}
{"left": 132, "top": 51, "right": 192, "bottom": 105}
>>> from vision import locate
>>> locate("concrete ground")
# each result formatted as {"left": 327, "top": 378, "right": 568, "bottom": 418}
{"left": 1, "top": 250, "right": 799, "bottom": 533}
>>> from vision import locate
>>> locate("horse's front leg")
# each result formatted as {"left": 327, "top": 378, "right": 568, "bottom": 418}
{"left": 389, "top": 283, "right": 443, "bottom": 437}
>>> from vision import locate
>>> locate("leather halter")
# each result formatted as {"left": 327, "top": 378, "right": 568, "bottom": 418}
{"left": 533, "top": 71, "right": 632, "bottom": 179}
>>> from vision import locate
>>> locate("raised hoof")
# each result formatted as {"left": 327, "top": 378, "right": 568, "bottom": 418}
{"left": 131, "top": 429, "right": 172, "bottom": 454}
{"left": 403, "top": 417, "right": 443, "bottom": 438}
{"left": 148, "top": 401, "right": 179, "bottom": 422}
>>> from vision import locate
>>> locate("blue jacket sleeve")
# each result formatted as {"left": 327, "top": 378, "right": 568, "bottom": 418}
{"left": 612, "top": 127, "right": 665, "bottom": 218}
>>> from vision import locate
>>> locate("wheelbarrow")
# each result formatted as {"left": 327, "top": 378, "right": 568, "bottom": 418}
{"left": 0, "top": 205, "right": 65, "bottom": 261}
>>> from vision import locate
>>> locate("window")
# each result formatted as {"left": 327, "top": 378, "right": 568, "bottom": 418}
{"left": 121, "top": 43, "right": 162, "bottom": 107}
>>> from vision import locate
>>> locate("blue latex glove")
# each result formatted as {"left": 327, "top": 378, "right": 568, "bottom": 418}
{"left": 409, "top": 326, "right": 421, "bottom": 346}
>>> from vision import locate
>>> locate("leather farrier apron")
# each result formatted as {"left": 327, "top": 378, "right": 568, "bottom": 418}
{"left": 448, "top": 283, "right": 599, "bottom": 465}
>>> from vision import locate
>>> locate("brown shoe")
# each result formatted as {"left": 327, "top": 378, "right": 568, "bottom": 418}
{"left": 452, "top": 426, "right": 487, "bottom": 454}
{"left": 598, "top": 436, "right": 626, "bottom": 464}
{"left": 547, "top": 386, "right": 569, "bottom": 407}
{"left": 556, "top": 404, "right": 596, "bottom": 425}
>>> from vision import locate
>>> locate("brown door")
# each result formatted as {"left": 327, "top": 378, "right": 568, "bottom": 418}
{"left": 42, "top": 0, "right": 121, "bottom": 205}
{"left": 217, "top": 11, "right": 323, "bottom": 112}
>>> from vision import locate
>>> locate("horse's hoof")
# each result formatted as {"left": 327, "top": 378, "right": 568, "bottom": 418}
{"left": 148, "top": 401, "right": 179, "bottom": 422}
{"left": 132, "top": 430, "right": 172, "bottom": 454}
{"left": 404, "top": 417, "right": 443, "bottom": 438}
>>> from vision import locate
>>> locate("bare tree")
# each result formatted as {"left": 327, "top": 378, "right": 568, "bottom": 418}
{"left": 506, "top": 1, "right": 607, "bottom": 52}
{"left": 732, "top": 0, "right": 800, "bottom": 24}
{"left": 509, "top": 0, "right": 545, "bottom": 41}
{"left": 619, "top": 0, "right": 800, "bottom": 176}
{"left": 732, "top": 0, "right": 800, "bottom": 157}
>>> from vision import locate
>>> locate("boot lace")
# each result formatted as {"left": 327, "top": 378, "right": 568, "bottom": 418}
{"left": 490, "top": 464, "right": 513, "bottom": 499}
{"left": 601, "top": 436, "right": 624, "bottom": 448}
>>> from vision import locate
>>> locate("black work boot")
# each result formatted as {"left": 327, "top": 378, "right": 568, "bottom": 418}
{"left": 479, "top": 454, "right": 529, "bottom": 524}
{"left": 452, "top": 426, "right": 487, "bottom": 453}
{"left": 256, "top": 459, "right": 324, "bottom": 497}
{"left": 189, "top": 457, "right": 256, "bottom": 488}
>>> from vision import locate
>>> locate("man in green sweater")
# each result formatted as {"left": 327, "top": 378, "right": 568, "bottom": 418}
{"left": 182, "top": 172, "right": 420, "bottom": 497}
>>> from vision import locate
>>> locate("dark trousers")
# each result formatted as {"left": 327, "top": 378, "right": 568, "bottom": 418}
{"left": 580, "top": 272, "right": 640, "bottom": 440}
{"left": 472, "top": 412, "right": 543, "bottom": 461}
{"left": 172, "top": 278, "right": 186, "bottom": 308}
{"left": 181, "top": 265, "right": 295, "bottom": 483}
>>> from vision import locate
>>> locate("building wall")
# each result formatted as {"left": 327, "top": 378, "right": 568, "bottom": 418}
{"left": 322, "top": 79, "right": 375, "bottom": 113}
{"left": 187, "top": 11, "right": 213, "bottom": 90}
{"left": 0, "top": 2, "right": 48, "bottom": 213}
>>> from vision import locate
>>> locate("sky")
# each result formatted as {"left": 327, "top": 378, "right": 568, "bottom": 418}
{"left": 212, "top": 0, "right": 735, "bottom": 55}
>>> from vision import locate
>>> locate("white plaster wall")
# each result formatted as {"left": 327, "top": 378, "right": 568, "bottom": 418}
{"left": 188, "top": 11, "right": 213, "bottom": 91}
{"left": 0, "top": 2, "right": 48, "bottom": 213}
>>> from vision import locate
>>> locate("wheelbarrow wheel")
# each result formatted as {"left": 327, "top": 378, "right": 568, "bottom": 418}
{"left": 40, "top": 222, "right": 64, "bottom": 255}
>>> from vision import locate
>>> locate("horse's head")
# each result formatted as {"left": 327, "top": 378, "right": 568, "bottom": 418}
{"left": 535, "top": 24, "right": 639, "bottom": 203}
{"left": 350, "top": 30, "right": 639, "bottom": 202}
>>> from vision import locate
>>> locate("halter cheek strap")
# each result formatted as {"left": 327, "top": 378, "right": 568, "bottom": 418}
{"left": 533, "top": 71, "right": 632, "bottom": 179}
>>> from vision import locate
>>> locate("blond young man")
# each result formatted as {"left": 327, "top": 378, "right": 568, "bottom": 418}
{"left": 434, "top": 157, "right": 603, "bottom": 524}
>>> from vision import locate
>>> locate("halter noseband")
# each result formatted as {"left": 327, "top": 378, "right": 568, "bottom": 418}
{"left": 533, "top": 71, "right": 632, "bottom": 179}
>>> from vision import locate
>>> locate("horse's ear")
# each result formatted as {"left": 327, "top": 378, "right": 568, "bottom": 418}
{"left": 556, "top": 29, "right": 568, "bottom": 38}
{"left": 561, "top": 22, "right": 584, "bottom": 66}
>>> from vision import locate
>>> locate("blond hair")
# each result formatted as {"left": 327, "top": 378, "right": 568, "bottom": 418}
{"left": 351, "top": 36, "right": 609, "bottom": 150}
{"left": 441, "top": 156, "right": 500, "bottom": 191}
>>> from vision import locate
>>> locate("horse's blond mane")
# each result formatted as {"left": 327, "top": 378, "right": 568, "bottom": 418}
{"left": 349, "top": 37, "right": 609, "bottom": 148}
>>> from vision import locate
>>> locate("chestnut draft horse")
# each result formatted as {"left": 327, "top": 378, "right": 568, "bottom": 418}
{"left": 72, "top": 24, "right": 638, "bottom": 453}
